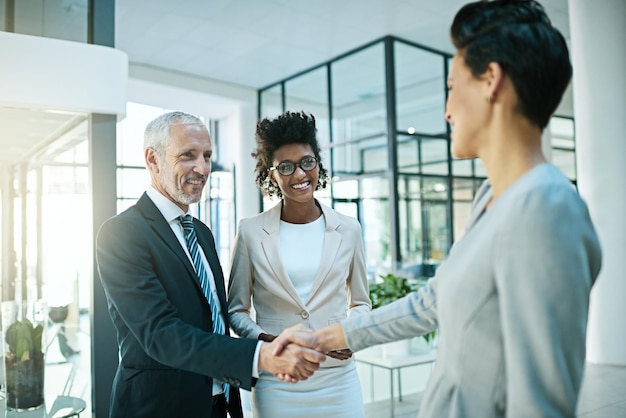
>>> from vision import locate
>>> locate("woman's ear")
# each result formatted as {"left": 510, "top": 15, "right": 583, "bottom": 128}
{"left": 484, "top": 61, "right": 504, "bottom": 102}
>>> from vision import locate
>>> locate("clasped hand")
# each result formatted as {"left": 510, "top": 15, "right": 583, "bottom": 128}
{"left": 263, "top": 323, "right": 349, "bottom": 383}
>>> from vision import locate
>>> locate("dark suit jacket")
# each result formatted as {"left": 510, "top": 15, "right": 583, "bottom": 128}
{"left": 96, "top": 193, "right": 258, "bottom": 418}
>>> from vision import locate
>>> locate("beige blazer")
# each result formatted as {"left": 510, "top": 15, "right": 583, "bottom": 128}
{"left": 228, "top": 200, "right": 371, "bottom": 367}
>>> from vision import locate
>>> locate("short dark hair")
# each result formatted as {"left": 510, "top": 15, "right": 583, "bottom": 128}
{"left": 450, "top": 0, "right": 572, "bottom": 129}
{"left": 253, "top": 111, "right": 329, "bottom": 199}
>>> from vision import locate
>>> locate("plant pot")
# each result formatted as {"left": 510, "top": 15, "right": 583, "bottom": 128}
{"left": 2, "top": 300, "right": 47, "bottom": 411}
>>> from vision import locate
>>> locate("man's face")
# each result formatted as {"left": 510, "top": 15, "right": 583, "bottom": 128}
{"left": 150, "top": 123, "right": 212, "bottom": 211}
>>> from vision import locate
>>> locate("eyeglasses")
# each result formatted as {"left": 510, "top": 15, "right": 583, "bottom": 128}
{"left": 269, "top": 156, "right": 318, "bottom": 176}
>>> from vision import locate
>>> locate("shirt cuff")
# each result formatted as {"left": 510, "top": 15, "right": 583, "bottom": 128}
{"left": 252, "top": 340, "right": 263, "bottom": 378}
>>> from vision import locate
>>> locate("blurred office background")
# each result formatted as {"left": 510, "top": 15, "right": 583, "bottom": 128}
{"left": 0, "top": 0, "right": 624, "bottom": 416}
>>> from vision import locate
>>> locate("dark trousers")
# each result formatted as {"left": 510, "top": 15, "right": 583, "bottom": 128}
{"left": 210, "top": 394, "right": 227, "bottom": 418}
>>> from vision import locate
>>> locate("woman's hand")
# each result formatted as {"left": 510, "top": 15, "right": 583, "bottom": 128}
{"left": 325, "top": 348, "right": 353, "bottom": 360}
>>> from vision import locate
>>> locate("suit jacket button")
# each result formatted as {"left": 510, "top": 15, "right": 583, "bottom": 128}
{"left": 301, "top": 311, "right": 309, "bottom": 319}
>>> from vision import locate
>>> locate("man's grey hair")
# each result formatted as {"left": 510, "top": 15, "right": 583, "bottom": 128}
{"left": 144, "top": 111, "right": 205, "bottom": 156}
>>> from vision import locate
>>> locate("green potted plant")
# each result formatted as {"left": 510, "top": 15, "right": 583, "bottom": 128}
{"left": 3, "top": 304, "right": 46, "bottom": 410}
{"left": 369, "top": 273, "right": 436, "bottom": 352}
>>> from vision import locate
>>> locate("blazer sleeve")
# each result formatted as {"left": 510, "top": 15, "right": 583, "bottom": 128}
{"left": 345, "top": 217, "right": 372, "bottom": 317}
{"left": 97, "top": 213, "right": 259, "bottom": 390}
{"left": 493, "top": 184, "right": 601, "bottom": 416}
{"left": 228, "top": 221, "right": 265, "bottom": 339}
{"left": 342, "top": 278, "right": 438, "bottom": 351}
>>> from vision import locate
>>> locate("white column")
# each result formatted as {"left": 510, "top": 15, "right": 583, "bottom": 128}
{"left": 570, "top": 0, "right": 626, "bottom": 365}
{"left": 1, "top": 173, "right": 13, "bottom": 298}
{"left": 234, "top": 103, "right": 261, "bottom": 222}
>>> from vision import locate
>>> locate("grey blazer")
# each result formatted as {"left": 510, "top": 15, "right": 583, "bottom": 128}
{"left": 342, "top": 164, "right": 602, "bottom": 417}
{"left": 228, "top": 200, "right": 371, "bottom": 367}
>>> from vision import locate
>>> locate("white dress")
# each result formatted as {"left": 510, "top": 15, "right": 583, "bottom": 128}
{"left": 252, "top": 362, "right": 364, "bottom": 418}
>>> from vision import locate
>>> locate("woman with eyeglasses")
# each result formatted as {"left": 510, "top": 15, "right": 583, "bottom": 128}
{"left": 227, "top": 110, "right": 371, "bottom": 418}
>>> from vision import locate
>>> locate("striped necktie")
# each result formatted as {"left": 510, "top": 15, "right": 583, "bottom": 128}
{"left": 179, "top": 215, "right": 229, "bottom": 399}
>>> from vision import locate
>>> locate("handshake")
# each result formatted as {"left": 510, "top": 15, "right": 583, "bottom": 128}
{"left": 257, "top": 323, "right": 348, "bottom": 383}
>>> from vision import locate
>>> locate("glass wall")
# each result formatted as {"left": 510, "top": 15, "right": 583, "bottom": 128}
{"left": 258, "top": 36, "right": 577, "bottom": 281}
{"left": 285, "top": 67, "right": 330, "bottom": 148}
{"left": 7, "top": 113, "right": 90, "bottom": 306}
{"left": 1, "top": 1, "right": 116, "bottom": 413}
{"left": 5, "top": 112, "right": 93, "bottom": 404}
{"left": 259, "top": 37, "right": 462, "bottom": 280}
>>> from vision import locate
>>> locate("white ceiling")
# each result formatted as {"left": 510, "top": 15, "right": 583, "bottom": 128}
{"left": 1, "top": 0, "right": 569, "bottom": 174}
{"left": 115, "top": 0, "right": 570, "bottom": 89}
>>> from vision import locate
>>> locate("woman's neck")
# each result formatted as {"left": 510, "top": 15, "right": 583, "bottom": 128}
{"left": 481, "top": 118, "right": 546, "bottom": 202}
{"left": 280, "top": 199, "right": 322, "bottom": 224}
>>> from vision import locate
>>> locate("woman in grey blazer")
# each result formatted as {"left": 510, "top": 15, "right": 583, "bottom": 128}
{"left": 275, "top": 1, "right": 602, "bottom": 417}
{"left": 228, "top": 111, "right": 371, "bottom": 417}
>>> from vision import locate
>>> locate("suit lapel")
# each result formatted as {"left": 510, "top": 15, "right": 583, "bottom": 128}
{"left": 136, "top": 194, "right": 215, "bottom": 319}
{"left": 306, "top": 202, "right": 342, "bottom": 303}
{"left": 261, "top": 203, "right": 307, "bottom": 309}
{"left": 136, "top": 194, "right": 197, "bottom": 280}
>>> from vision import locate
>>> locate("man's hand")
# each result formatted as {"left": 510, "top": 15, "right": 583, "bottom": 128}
{"left": 258, "top": 325, "right": 325, "bottom": 383}
{"left": 270, "top": 323, "right": 351, "bottom": 382}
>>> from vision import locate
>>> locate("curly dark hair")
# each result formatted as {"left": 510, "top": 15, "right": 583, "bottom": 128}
{"left": 252, "top": 111, "right": 329, "bottom": 199}
{"left": 450, "top": 0, "right": 571, "bottom": 129}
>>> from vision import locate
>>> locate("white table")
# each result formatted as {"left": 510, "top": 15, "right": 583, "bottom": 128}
{"left": 356, "top": 348, "right": 436, "bottom": 417}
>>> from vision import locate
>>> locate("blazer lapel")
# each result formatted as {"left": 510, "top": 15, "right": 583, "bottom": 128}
{"left": 465, "top": 180, "right": 493, "bottom": 232}
{"left": 261, "top": 203, "right": 307, "bottom": 309}
{"left": 305, "top": 202, "right": 342, "bottom": 304}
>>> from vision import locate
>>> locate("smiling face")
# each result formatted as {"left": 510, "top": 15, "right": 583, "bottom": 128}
{"left": 147, "top": 123, "right": 212, "bottom": 211}
{"left": 270, "top": 143, "right": 319, "bottom": 206}
{"left": 445, "top": 53, "right": 490, "bottom": 159}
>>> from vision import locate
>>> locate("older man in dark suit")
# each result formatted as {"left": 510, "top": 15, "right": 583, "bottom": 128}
{"left": 96, "top": 111, "right": 323, "bottom": 418}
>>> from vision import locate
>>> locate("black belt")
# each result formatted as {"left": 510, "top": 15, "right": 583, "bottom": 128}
{"left": 212, "top": 393, "right": 226, "bottom": 406}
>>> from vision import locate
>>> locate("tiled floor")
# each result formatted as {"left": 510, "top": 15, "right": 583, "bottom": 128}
{"left": 364, "top": 363, "right": 626, "bottom": 418}
{"left": 577, "top": 364, "right": 626, "bottom": 418}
